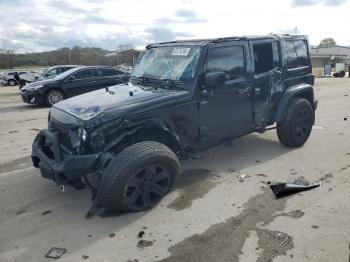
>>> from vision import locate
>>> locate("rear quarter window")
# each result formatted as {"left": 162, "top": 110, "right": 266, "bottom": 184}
{"left": 285, "top": 40, "right": 309, "bottom": 69}
{"left": 294, "top": 40, "right": 309, "bottom": 66}
{"left": 285, "top": 41, "right": 298, "bottom": 68}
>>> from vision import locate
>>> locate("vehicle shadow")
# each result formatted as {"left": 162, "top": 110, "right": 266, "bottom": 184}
{"left": 181, "top": 133, "right": 291, "bottom": 172}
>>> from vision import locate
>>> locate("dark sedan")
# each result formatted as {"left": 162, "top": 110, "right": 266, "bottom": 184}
{"left": 21, "top": 66, "right": 130, "bottom": 106}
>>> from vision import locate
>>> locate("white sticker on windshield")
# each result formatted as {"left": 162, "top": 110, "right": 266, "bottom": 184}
{"left": 172, "top": 47, "right": 190, "bottom": 56}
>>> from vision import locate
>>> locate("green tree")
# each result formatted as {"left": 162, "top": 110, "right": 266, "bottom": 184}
{"left": 318, "top": 38, "right": 336, "bottom": 47}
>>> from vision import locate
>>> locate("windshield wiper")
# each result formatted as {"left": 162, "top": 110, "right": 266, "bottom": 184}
{"left": 132, "top": 76, "right": 185, "bottom": 90}
{"left": 132, "top": 76, "right": 158, "bottom": 86}
{"left": 158, "top": 79, "right": 185, "bottom": 90}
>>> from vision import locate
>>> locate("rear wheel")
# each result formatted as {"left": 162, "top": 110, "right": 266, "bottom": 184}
{"left": 277, "top": 98, "right": 314, "bottom": 147}
{"left": 45, "top": 89, "right": 64, "bottom": 107}
{"left": 98, "top": 141, "right": 180, "bottom": 211}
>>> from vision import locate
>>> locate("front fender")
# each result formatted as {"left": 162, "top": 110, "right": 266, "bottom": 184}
{"left": 102, "top": 119, "right": 185, "bottom": 156}
{"left": 274, "top": 84, "right": 315, "bottom": 123}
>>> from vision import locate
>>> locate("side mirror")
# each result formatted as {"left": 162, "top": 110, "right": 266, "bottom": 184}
{"left": 204, "top": 72, "right": 226, "bottom": 89}
{"left": 67, "top": 75, "right": 76, "bottom": 82}
{"left": 271, "top": 67, "right": 282, "bottom": 74}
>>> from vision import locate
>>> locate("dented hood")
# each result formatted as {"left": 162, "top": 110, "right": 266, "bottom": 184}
{"left": 53, "top": 83, "right": 190, "bottom": 121}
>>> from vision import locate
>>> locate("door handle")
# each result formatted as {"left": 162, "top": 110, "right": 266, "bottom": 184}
{"left": 238, "top": 87, "right": 251, "bottom": 96}
{"left": 89, "top": 80, "right": 97, "bottom": 83}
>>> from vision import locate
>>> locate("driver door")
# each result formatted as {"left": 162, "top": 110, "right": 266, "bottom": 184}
{"left": 198, "top": 42, "right": 253, "bottom": 143}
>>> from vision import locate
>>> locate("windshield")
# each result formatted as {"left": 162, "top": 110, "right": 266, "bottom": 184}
{"left": 131, "top": 45, "right": 201, "bottom": 89}
{"left": 54, "top": 67, "right": 81, "bottom": 80}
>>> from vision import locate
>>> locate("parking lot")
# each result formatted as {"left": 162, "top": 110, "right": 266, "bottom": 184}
{"left": 0, "top": 78, "right": 349, "bottom": 262}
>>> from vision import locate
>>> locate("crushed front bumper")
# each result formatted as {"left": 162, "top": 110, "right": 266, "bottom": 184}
{"left": 31, "top": 129, "right": 100, "bottom": 185}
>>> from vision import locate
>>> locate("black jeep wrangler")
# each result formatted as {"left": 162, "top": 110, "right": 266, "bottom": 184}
{"left": 32, "top": 34, "right": 317, "bottom": 212}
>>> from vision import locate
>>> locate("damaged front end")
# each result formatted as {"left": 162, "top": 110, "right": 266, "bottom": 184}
{"left": 31, "top": 107, "right": 103, "bottom": 188}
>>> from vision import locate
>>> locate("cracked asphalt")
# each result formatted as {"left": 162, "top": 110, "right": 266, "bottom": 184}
{"left": 0, "top": 78, "right": 349, "bottom": 262}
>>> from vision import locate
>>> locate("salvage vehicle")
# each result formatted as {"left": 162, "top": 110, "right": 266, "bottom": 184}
{"left": 21, "top": 66, "right": 130, "bottom": 106}
{"left": 32, "top": 34, "right": 317, "bottom": 212}
{"left": 19, "top": 65, "right": 79, "bottom": 89}
{"left": 0, "top": 70, "right": 32, "bottom": 86}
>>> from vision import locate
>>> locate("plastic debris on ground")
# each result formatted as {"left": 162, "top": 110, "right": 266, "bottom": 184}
{"left": 270, "top": 179, "right": 320, "bottom": 198}
{"left": 45, "top": 247, "right": 67, "bottom": 259}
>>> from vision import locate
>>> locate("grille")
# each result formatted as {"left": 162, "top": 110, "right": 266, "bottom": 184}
{"left": 49, "top": 119, "right": 73, "bottom": 150}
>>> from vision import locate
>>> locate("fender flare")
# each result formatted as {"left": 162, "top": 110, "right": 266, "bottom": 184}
{"left": 102, "top": 119, "right": 185, "bottom": 156}
{"left": 274, "top": 84, "right": 315, "bottom": 123}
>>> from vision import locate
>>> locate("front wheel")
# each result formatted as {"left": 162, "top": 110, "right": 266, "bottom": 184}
{"left": 8, "top": 79, "right": 17, "bottom": 86}
{"left": 277, "top": 98, "right": 314, "bottom": 147}
{"left": 45, "top": 89, "right": 64, "bottom": 107}
{"left": 98, "top": 141, "right": 180, "bottom": 211}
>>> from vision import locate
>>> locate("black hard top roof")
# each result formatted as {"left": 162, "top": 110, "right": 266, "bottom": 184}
{"left": 147, "top": 34, "right": 308, "bottom": 48}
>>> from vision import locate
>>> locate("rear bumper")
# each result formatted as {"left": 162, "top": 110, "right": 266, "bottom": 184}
{"left": 31, "top": 129, "right": 100, "bottom": 185}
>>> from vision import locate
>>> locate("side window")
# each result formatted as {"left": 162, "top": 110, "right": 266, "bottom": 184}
{"left": 96, "top": 69, "right": 104, "bottom": 77}
{"left": 114, "top": 70, "right": 124, "bottom": 75}
{"left": 206, "top": 45, "right": 245, "bottom": 81}
{"left": 102, "top": 68, "right": 118, "bottom": 76}
{"left": 272, "top": 42, "right": 280, "bottom": 68}
{"left": 285, "top": 41, "right": 298, "bottom": 68}
{"left": 294, "top": 40, "right": 308, "bottom": 66}
{"left": 252, "top": 43, "right": 274, "bottom": 74}
{"left": 57, "top": 68, "right": 68, "bottom": 74}
{"left": 45, "top": 69, "right": 56, "bottom": 76}
{"left": 73, "top": 70, "right": 88, "bottom": 79}
{"left": 87, "top": 69, "right": 97, "bottom": 78}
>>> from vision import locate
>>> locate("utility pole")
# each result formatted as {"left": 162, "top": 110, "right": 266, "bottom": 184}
{"left": 9, "top": 49, "right": 14, "bottom": 69}
{"left": 117, "top": 35, "right": 121, "bottom": 67}
{"left": 68, "top": 48, "right": 72, "bottom": 65}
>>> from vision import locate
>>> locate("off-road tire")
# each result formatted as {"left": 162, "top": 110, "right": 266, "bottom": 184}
{"left": 8, "top": 79, "right": 16, "bottom": 86}
{"left": 45, "top": 89, "right": 64, "bottom": 107}
{"left": 98, "top": 141, "right": 180, "bottom": 211}
{"left": 277, "top": 98, "right": 314, "bottom": 147}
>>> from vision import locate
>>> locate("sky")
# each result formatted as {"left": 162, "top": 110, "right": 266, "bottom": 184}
{"left": 0, "top": 0, "right": 349, "bottom": 53}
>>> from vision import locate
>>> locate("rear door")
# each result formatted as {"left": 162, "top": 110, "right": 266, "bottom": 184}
{"left": 101, "top": 68, "right": 126, "bottom": 86}
{"left": 250, "top": 40, "right": 283, "bottom": 128}
{"left": 87, "top": 68, "right": 111, "bottom": 91}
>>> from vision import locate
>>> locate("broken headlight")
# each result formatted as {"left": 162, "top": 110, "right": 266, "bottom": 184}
{"left": 78, "top": 127, "right": 87, "bottom": 142}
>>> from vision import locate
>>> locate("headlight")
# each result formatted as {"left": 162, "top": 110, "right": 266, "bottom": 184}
{"left": 78, "top": 127, "right": 87, "bottom": 142}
